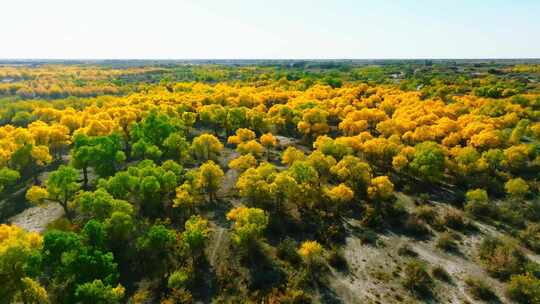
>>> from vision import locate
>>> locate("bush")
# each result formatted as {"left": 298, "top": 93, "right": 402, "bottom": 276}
{"left": 443, "top": 209, "right": 466, "bottom": 231}
{"left": 168, "top": 268, "right": 192, "bottom": 290}
{"left": 465, "top": 276, "right": 498, "bottom": 301}
{"left": 357, "top": 228, "right": 378, "bottom": 245}
{"left": 507, "top": 273, "right": 540, "bottom": 304}
{"left": 413, "top": 205, "right": 437, "bottom": 224}
{"left": 520, "top": 223, "right": 540, "bottom": 253}
{"left": 465, "top": 188, "right": 492, "bottom": 218}
{"left": 405, "top": 215, "right": 430, "bottom": 237}
{"left": 402, "top": 260, "right": 433, "bottom": 297}
{"left": 277, "top": 238, "right": 301, "bottom": 265}
{"left": 477, "top": 237, "right": 529, "bottom": 280}
{"left": 327, "top": 248, "right": 348, "bottom": 271}
{"left": 397, "top": 244, "right": 418, "bottom": 257}
{"left": 431, "top": 265, "right": 451, "bottom": 282}
{"left": 436, "top": 232, "right": 458, "bottom": 252}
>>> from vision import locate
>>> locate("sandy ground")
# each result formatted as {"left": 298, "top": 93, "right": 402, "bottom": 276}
{"left": 8, "top": 202, "right": 64, "bottom": 233}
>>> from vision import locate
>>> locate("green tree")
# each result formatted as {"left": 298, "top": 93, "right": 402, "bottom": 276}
{"left": 182, "top": 215, "right": 210, "bottom": 260}
{"left": 75, "top": 280, "right": 124, "bottom": 304}
{"left": 0, "top": 167, "right": 20, "bottom": 193}
{"left": 410, "top": 141, "right": 446, "bottom": 184}
{"left": 28, "top": 165, "right": 81, "bottom": 219}
{"left": 77, "top": 189, "right": 133, "bottom": 221}
{"left": 136, "top": 224, "right": 177, "bottom": 274}
{"left": 71, "top": 134, "right": 126, "bottom": 189}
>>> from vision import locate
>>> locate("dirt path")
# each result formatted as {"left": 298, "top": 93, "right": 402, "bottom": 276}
{"left": 209, "top": 227, "right": 227, "bottom": 267}
{"left": 8, "top": 202, "right": 64, "bottom": 233}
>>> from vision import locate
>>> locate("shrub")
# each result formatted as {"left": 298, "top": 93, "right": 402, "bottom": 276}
{"left": 413, "top": 205, "right": 437, "bottom": 224}
{"left": 431, "top": 265, "right": 451, "bottom": 282}
{"left": 402, "top": 260, "right": 433, "bottom": 297}
{"left": 520, "top": 223, "right": 540, "bottom": 253}
{"left": 443, "top": 209, "right": 466, "bottom": 230}
{"left": 327, "top": 248, "right": 348, "bottom": 271}
{"left": 507, "top": 273, "right": 540, "bottom": 304}
{"left": 397, "top": 244, "right": 418, "bottom": 257}
{"left": 465, "top": 188, "right": 492, "bottom": 218}
{"left": 277, "top": 238, "right": 301, "bottom": 265}
{"left": 477, "top": 237, "right": 529, "bottom": 280}
{"left": 464, "top": 276, "right": 498, "bottom": 301}
{"left": 357, "top": 228, "right": 378, "bottom": 245}
{"left": 168, "top": 268, "right": 192, "bottom": 290}
{"left": 405, "top": 215, "right": 430, "bottom": 237}
{"left": 436, "top": 232, "right": 458, "bottom": 252}
{"left": 505, "top": 178, "right": 530, "bottom": 199}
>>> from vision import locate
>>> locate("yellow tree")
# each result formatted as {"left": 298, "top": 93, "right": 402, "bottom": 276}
{"left": 367, "top": 176, "right": 394, "bottom": 201}
{"left": 281, "top": 146, "right": 305, "bottom": 167}
{"left": 298, "top": 240, "right": 324, "bottom": 270}
{"left": 260, "top": 132, "right": 278, "bottom": 159}
{"left": 236, "top": 140, "right": 264, "bottom": 158}
{"left": 195, "top": 161, "right": 224, "bottom": 203}
{"left": 227, "top": 128, "right": 256, "bottom": 146}
{"left": 190, "top": 134, "right": 224, "bottom": 163}
{"left": 229, "top": 154, "right": 258, "bottom": 173}
{"left": 297, "top": 108, "right": 330, "bottom": 142}
{"left": 0, "top": 224, "right": 44, "bottom": 303}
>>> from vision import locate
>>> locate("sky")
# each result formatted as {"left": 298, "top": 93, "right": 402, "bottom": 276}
{"left": 1, "top": 0, "right": 539, "bottom": 59}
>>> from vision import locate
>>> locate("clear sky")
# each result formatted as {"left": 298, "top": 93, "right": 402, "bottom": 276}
{"left": 1, "top": 0, "right": 539, "bottom": 59}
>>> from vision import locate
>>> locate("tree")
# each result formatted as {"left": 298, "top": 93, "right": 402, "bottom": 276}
{"left": 236, "top": 140, "right": 264, "bottom": 158}
{"left": 313, "top": 135, "right": 353, "bottom": 160}
{"left": 130, "top": 111, "right": 183, "bottom": 149}
{"left": 298, "top": 240, "right": 324, "bottom": 269}
{"left": 306, "top": 151, "right": 336, "bottom": 183}
{"left": 227, "top": 128, "right": 256, "bottom": 146}
{"left": 410, "top": 141, "right": 445, "bottom": 184}
{"left": 236, "top": 163, "right": 276, "bottom": 208}
{"left": 281, "top": 146, "right": 305, "bottom": 167}
{"left": 190, "top": 133, "right": 223, "bottom": 163}
{"left": 227, "top": 207, "right": 268, "bottom": 248}
{"left": 297, "top": 108, "right": 330, "bottom": 142}
{"left": 77, "top": 189, "right": 134, "bottom": 221}
{"left": 97, "top": 171, "right": 138, "bottom": 200}
{"left": 269, "top": 171, "right": 299, "bottom": 214}
{"left": 224, "top": 107, "right": 249, "bottom": 137}
{"left": 465, "top": 188, "right": 490, "bottom": 218}
{"left": 367, "top": 176, "right": 394, "bottom": 201}
{"left": 182, "top": 215, "right": 210, "bottom": 260}
{"left": 75, "top": 280, "right": 125, "bottom": 304}
{"left": 507, "top": 273, "right": 540, "bottom": 304}
{"left": 10, "top": 144, "right": 52, "bottom": 184}
{"left": 72, "top": 134, "right": 126, "bottom": 189}
{"left": 27, "top": 165, "right": 81, "bottom": 219}
{"left": 260, "top": 133, "right": 278, "bottom": 159}
{"left": 105, "top": 211, "right": 134, "bottom": 244}
{"left": 136, "top": 224, "right": 177, "bottom": 273}
{"left": 195, "top": 161, "right": 224, "bottom": 203}
{"left": 18, "top": 277, "right": 50, "bottom": 304}
{"left": 331, "top": 156, "right": 372, "bottom": 195}
{"left": 505, "top": 178, "right": 529, "bottom": 199}
{"left": 0, "top": 167, "right": 20, "bottom": 193}
{"left": 229, "top": 154, "right": 258, "bottom": 173}
{"left": 325, "top": 183, "right": 354, "bottom": 206}
{"left": 163, "top": 132, "right": 189, "bottom": 162}
{"left": 198, "top": 104, "right": 226, "bottom": 135}
{"left": 0, "top": 224, "right": 43, "bottom": 303}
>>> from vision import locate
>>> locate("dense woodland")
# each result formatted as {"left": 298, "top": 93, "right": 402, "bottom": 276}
{"left": 2, "top": 60, "right": 540, "bottom": 303}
